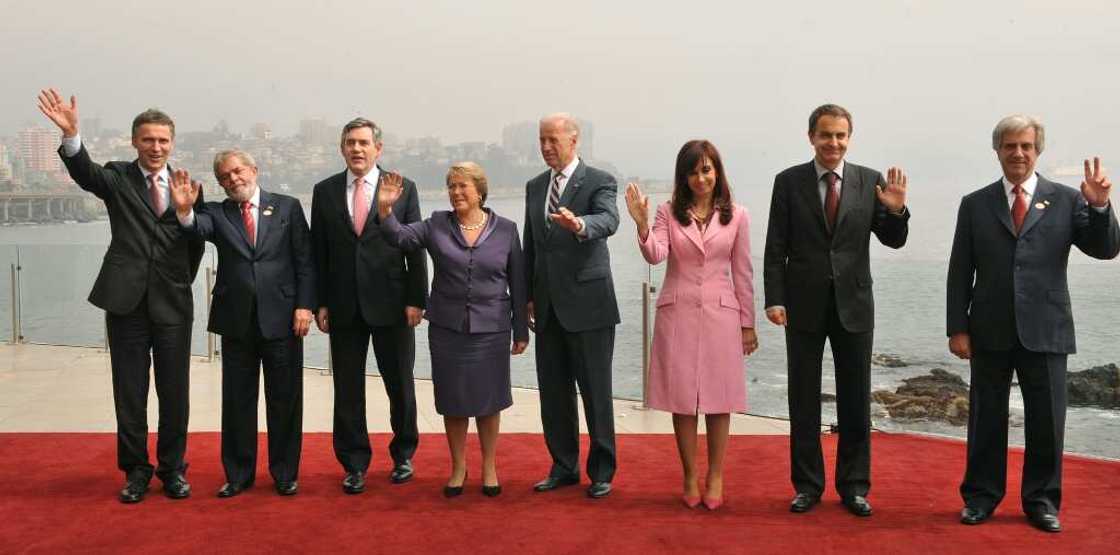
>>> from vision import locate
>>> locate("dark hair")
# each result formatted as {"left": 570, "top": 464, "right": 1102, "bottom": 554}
{"left": 808, "top": 103, "right": 852, "bottom": 135}
{"left": 131, "top": 109, "right": 175, "bottom": 138}
{"left": 672, "top": 140, "right": 732, "bottom": 227}
{"left": 340, "top": 117, "right": 383, "bottom": 144}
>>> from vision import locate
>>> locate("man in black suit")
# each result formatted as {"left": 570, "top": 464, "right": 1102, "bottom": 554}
{"left": 948, "top": 115, "right": 1119, "bottom": 533}
{"left": 170, "top": 150, "right": 315, "bottom": 498}
{"left": 763, "top": 104, "right": 910, "bottom": 516}
{"left": 310, "top": 118, "right": 428, "bottom": 494}
{"left": 524, "top": 113, "right": 620, "bottom": 499}
{"left": 37, "top": 88, "right": 204, "bottom": 503}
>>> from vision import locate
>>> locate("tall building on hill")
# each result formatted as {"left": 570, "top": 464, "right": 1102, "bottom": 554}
{"left": 19, "top": 127, "right": 60, "bottom": 173}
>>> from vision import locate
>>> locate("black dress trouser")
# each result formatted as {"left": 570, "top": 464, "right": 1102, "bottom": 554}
{"left": 535, "top": 306, "right": 617, "bottom": 483}
{"left": 219, "top": 306, "right": 304, "bottom": 486}
{"left": 785, "top": 286, "right": 873, "bottom": 499}
{"left": 961, "top": 341, "right": 1066, "bottom": 516}
{"left": 329, "top": 323, "right": 418, "bottom": 473}
{"left": 106, "top": 298, "right": 192, "bottom": 483}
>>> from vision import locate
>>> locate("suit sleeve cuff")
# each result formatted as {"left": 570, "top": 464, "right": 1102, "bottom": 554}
{"left": 61, "top": 135, "right": 81, "bottom": 157}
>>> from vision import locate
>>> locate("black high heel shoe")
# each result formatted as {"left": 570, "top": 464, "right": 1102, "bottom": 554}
{"left": 443, "top": 472, "right": 467, "bottom": 498}
{"left": 481, "top": 484, "right": 502, "bottom": 497}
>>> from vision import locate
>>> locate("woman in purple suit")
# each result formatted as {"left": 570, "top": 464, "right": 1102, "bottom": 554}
{"left": 378, "top": 162, "right": 529, "bottom": 498}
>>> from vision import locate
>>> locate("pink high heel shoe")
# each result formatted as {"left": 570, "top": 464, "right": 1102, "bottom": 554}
{"left": 682, "top": 494, "right": 702, "bottom": 509}
{"left": 702, "top": 495, "right": 724, "bottom": 511}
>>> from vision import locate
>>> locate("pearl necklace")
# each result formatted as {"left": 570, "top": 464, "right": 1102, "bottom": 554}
{"left": 458, "top": 212, "right": 487, "bottom": 231}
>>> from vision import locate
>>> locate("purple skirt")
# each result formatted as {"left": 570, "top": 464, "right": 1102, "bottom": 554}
{"left": 428, "top": 323, "right": 513, "bottom": 417}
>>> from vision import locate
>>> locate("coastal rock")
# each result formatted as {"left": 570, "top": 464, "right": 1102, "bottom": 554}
{"left": 1067, "top": 364, "right": 1120, "bottom": 409}
{"left": 871, "top": 353, "right": 908, "bottom": 368}
{"left": 871, "top": 368, "right": 970, "bottom": 426}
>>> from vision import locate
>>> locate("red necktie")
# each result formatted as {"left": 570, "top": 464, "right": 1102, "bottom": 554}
{"left": 824, "top": 171, "right": 840, "bottom": 231}
{"left": 352, "top": 178, "right": 368, "bottom": 235}
{"left": 1011, "top": 185, "right": 1028, "bottom": 235}
{"left": 241, "top": 201, "right": 255, "bottom": 247}
{"left": 148, "top": 174, "right": 165, "bottom": 216}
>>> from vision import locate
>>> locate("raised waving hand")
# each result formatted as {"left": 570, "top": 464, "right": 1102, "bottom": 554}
{"left": 37, "top": 88, "right": 80, "bottom": 137}
{"left": 1081, "top": 157, "right": 1112, "bottom": 208}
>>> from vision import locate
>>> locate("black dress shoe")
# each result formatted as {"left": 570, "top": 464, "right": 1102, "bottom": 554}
{"left": 1027, "top": 512, "right": 1061, "bottom": 533}
{"left": 533, "top": 475, "right": 579, "bottom": 492}
{"left": 342, "top": 471, "right": 366, "bottom": 494}
{"left": 481, "top": 484, "right": 502, "bottom": 497}
{"left": 275, "top": 481, "right": 298, "bottom": 496}
{"left": 790, "top": 493, "right": 821, "bottom": 513}
{"left": 960, "top": 506, "right": 992, "bottom": 525}
{"left": 587, "top": 481, "right": 612, "bottom": 499}
{"left": 390, "top": 461, "right": 414, "bottom": 484}
{"left": 119, "top": 478, "right": 149, "bottom": 504}
{"left": 162, "top": 474, "right": 191, "bottom": 499}
{"left": 217, "top": 482, "right": 250, "bottom": 498}
{"left": 842, "top": 495, "right": 873, "bottom": 517}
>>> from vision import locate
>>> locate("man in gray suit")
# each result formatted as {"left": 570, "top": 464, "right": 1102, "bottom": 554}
{"left": 948, "top": 114, "right": 1119, "bottom": 533}
{"left": 523, "top": 113, "right": 620, "bottom": 499}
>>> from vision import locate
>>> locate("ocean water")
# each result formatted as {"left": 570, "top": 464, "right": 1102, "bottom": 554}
{"left": 2, "top": 182, "right": 1117, "bottom": 458}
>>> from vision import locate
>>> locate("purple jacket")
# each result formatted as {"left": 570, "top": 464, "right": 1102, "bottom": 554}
{"left": 383, "top": 209, "right": 529, "bottom": 341}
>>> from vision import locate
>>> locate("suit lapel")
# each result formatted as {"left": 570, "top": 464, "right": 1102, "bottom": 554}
{"left": 986, "top": 181, "right": 1016, "bottom": 237}
{"left": 359, "top": 169, "right": 383, "bottom": 240}
{"left": 129, "top": 162, "right": 160, "bottom": 216}
{"left": 1019, "top": 177, "right": 1054, "bottom": 238}
{"left": 833, "top": 163, "right": 862, "bottom": 235}
{"left": 799, "top": 162, "right": 828, "bottom": 233}
{"left": 679, "top": 212, "right": 705, "bottom": 254}
{"left": 328, "top": 171, "right": 357, "bottom": 237}
{"left": 223, "top": 198, "right": 253, "bottom": 253}
{"left": 558, "top": 161, "right": 584, "bottom": 208}
{"left": 254, "top": 190, "right": 272, "bottom": 254}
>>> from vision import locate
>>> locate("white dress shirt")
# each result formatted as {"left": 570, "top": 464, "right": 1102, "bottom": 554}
{"left": 346, "top": 167, "right": 380, "bottom": 218}
{"left": 814, "top": 159, "right": 845, "bottom": 207}
{"left": 544, "top": 157, "right": 587, "bottom": 236}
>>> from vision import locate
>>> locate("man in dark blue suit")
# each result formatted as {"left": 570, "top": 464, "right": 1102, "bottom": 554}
{"left": 948, "top": 115, "right": 1120, "bottom": 532}
{"left": 171, "top": 150, "right": 315, "bottom": 497}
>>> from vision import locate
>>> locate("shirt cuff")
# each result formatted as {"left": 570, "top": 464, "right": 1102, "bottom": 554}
{"left": 177, "top": 210, "right": 195, "bottom": 227}
{"left": 1091, "top": 202, "right": 1110, "bottom": 213}
{"left": 61, "top": 134, "right": 81, "bottom": 157}
{"left": 576, "top": 217, "right": 588, "bottom": 238}
{"left": 766, "top": 305, "right": 786, "bottom": 313}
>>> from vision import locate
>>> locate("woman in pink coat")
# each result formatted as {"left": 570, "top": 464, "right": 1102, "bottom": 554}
{"left": 624, "top": 140, "right": 758, "bottom": 510}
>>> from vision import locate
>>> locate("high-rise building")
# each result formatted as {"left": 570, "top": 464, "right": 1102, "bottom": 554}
{"left": 19, "top": 127, "right": 61, "bottom": 173}
{"left": 299, "top": 118, "right": 333, "bottom": 146}
{"left": 250, "top": 122, "right": 272, "bottom": 140}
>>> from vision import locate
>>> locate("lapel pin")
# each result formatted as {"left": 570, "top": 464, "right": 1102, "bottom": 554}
{"left": 262, "top": 206, "right": 274, "bottom": 216}
{"left": 1034, "top": 202, "right": 1046, "bottom": 210}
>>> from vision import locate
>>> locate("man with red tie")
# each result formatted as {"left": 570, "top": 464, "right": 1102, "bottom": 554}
{"left": 763, "top": 104, "right": 910, "bottom": 517}
{"left": 37, "top": 88, "right": 204, "bottom": 503}
{"left": 310, "top": 118, "right": 428, "bottom": 494}
{"left": 948, "top": 115, "right": 1120, "bottom": 532}
{"left": 170, "top": 150, "right": 315, "bottom": 497}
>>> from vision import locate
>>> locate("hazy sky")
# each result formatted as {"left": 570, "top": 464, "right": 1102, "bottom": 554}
{"left": 5, "top": 0, "right": 1119, "bottom": 188}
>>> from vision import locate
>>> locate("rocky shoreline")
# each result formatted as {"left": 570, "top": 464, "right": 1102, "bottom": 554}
{"left": 821, "top": 355, "right": 1120, "bottom": 426}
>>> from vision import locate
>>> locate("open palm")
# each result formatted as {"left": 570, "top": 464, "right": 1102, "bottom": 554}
{"left": 37, "top": 88, "right": 79, "bottom": 137}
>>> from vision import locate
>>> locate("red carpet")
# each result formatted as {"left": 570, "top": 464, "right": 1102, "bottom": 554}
{"left": 1, "top": 432, "right": 1117, "bottom": 554}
